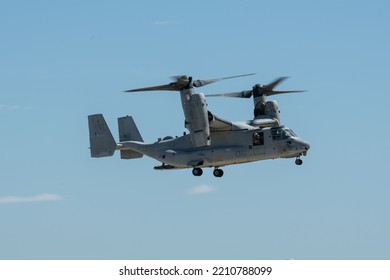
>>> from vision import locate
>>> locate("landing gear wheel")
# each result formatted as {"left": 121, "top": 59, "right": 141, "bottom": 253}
{"left": 192, "top": 168, "right": 203, "bottom": 176}
{"left": 295, "top": 158, "right": 303, "bottom": 165}
{"left": 213, "top": 168, "right": 224, "bottom": 177}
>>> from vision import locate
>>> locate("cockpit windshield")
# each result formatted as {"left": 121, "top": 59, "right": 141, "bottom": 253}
{"left": 271, "top": 126, "right": 297, "bottom": 140}
{"left": 285, "top": 128, "right": 297, "bottom": 137}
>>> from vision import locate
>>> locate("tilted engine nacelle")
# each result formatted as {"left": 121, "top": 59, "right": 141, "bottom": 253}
{"left": 183, "top": 93, "right": 211, "bottom": 147}
{"left": 254, "top": 100, "right": 280, "bottom": 123}
{"left": 265, "top": 100, "right": 280, "bottom": 122}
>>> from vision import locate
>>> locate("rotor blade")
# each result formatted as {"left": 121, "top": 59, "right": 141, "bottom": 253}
{"left": 206, "top": 90, "right": 253, "bottom": 98}
{"left": 193, "top": 73, "right": 256, "bottom": 88}
{"left": 124, "top": 83, "right": 179, "bottom": 92}
{"left": 267, "top": 90, "right": 306, "bottom": 96}
{"left": 265, "top": 76, "right": 289, "bottom": 90}
{"left": 125, "top": 73, "right": 256, "bottom": 93}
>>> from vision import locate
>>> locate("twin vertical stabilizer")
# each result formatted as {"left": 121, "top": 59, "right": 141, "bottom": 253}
{"left": 118, "top": 116, "right": 143, "bottom": 159}
{"left": 88, "top": 114, "right": 117, "bottom": 158}
{"left": 88, "top": 114, "right": 143, "bottom": 159}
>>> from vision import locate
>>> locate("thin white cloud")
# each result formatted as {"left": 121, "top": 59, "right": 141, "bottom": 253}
{"left": 0, "top": 104, "right": 20, "bottom": 111}
{"left": 0, "top": 193, "right": 63, "bottom": 204}
{"left": 187, "top": 184, "right": 216, "bottom": 195}
{"left": 0, "top": 104, "right": 31, "bottom": 112}
{"left": 152, "top": 20, "right": 179, "bottom": 25}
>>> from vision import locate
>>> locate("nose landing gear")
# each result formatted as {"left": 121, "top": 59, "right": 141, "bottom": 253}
{"left": 295, "top": 157, "right": 303, "bottom": 165}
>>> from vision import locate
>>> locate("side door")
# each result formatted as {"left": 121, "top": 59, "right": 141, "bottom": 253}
{"left": 251, "top": 130, "right": 266, "bottom": 156}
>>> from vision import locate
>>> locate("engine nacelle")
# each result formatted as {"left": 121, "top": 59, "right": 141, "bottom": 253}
{"left": 254, "top": 100, "right": 280, "bottom": 123}
{"left": 183, "top": 93, "right": 211, "bottom": 147}
{"left": 265, "top": 100, "right": 280, "bottom": 122}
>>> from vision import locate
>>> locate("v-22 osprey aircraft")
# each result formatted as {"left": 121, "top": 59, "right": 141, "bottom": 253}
{"left": 88, "top": 74, "right": 310, "bottom": 177}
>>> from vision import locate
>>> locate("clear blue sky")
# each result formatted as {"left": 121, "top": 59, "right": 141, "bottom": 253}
{"left": 1, "top": 0, "right": 389, "bottom": 259}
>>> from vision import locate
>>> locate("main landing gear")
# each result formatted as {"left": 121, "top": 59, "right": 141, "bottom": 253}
{"left": 213, "top": 168, "right": 224, "bottom": 178}
{"left": 191, "top": 167, "right": 224, "bottom": 177}
{"left": 192, "top": 167, "right": 203, "bottom": 176}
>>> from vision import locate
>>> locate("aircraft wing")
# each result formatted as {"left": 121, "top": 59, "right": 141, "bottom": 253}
{"left": 209, "top": 113, "right": 254, "bottom": 132}
{"left": 246, "top": 117, "right": 279, "bottom": 128}
{"left": 209, "top": 114, "right": 233, "bottom": 131}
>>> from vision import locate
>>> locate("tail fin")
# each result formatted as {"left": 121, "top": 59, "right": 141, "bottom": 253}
{"left": 118, "top": 116, "right": 144, "bottom": 159}
{"left": 88, "top": 114, "right": 117, "bottom": 157}
{"left": 118, "top": 116, "right": 143, "bottom": 142}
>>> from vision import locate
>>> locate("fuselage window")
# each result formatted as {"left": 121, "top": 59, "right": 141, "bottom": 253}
{"left": 253, "top": 132, "right": 264, "bottom": 146}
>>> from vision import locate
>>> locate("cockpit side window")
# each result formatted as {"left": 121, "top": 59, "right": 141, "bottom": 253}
{"left": 271, "top": 128, "right": 283, "bottom": 140}
{"left": 272, "top": 127, "right": 296, "bottom": 141}
{"left": 253, "top": 132, "right": 264, "bottom": 146}
{"left": 282, "top": 130, "right": 289, "bottom": 139}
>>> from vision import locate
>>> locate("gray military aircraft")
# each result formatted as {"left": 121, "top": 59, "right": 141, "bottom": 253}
{"left": 88, "top": 74, "right": 310, "bottom": 177}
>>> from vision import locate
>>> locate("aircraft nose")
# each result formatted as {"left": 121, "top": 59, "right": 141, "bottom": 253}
{"left": 301, "top": 141, "right": 310, "bottom": 156}
{"left": 295, "top": 139, "right": 310, "bottom": 152}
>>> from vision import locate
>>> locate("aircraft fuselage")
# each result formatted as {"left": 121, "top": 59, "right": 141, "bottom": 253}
{"left": 119, "top": 125, "right": 310, "bottom": 169}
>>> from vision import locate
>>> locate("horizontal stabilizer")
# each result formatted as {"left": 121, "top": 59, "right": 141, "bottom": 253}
{"left": 120, "top": 150, "right": 143, "bottom": 159}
